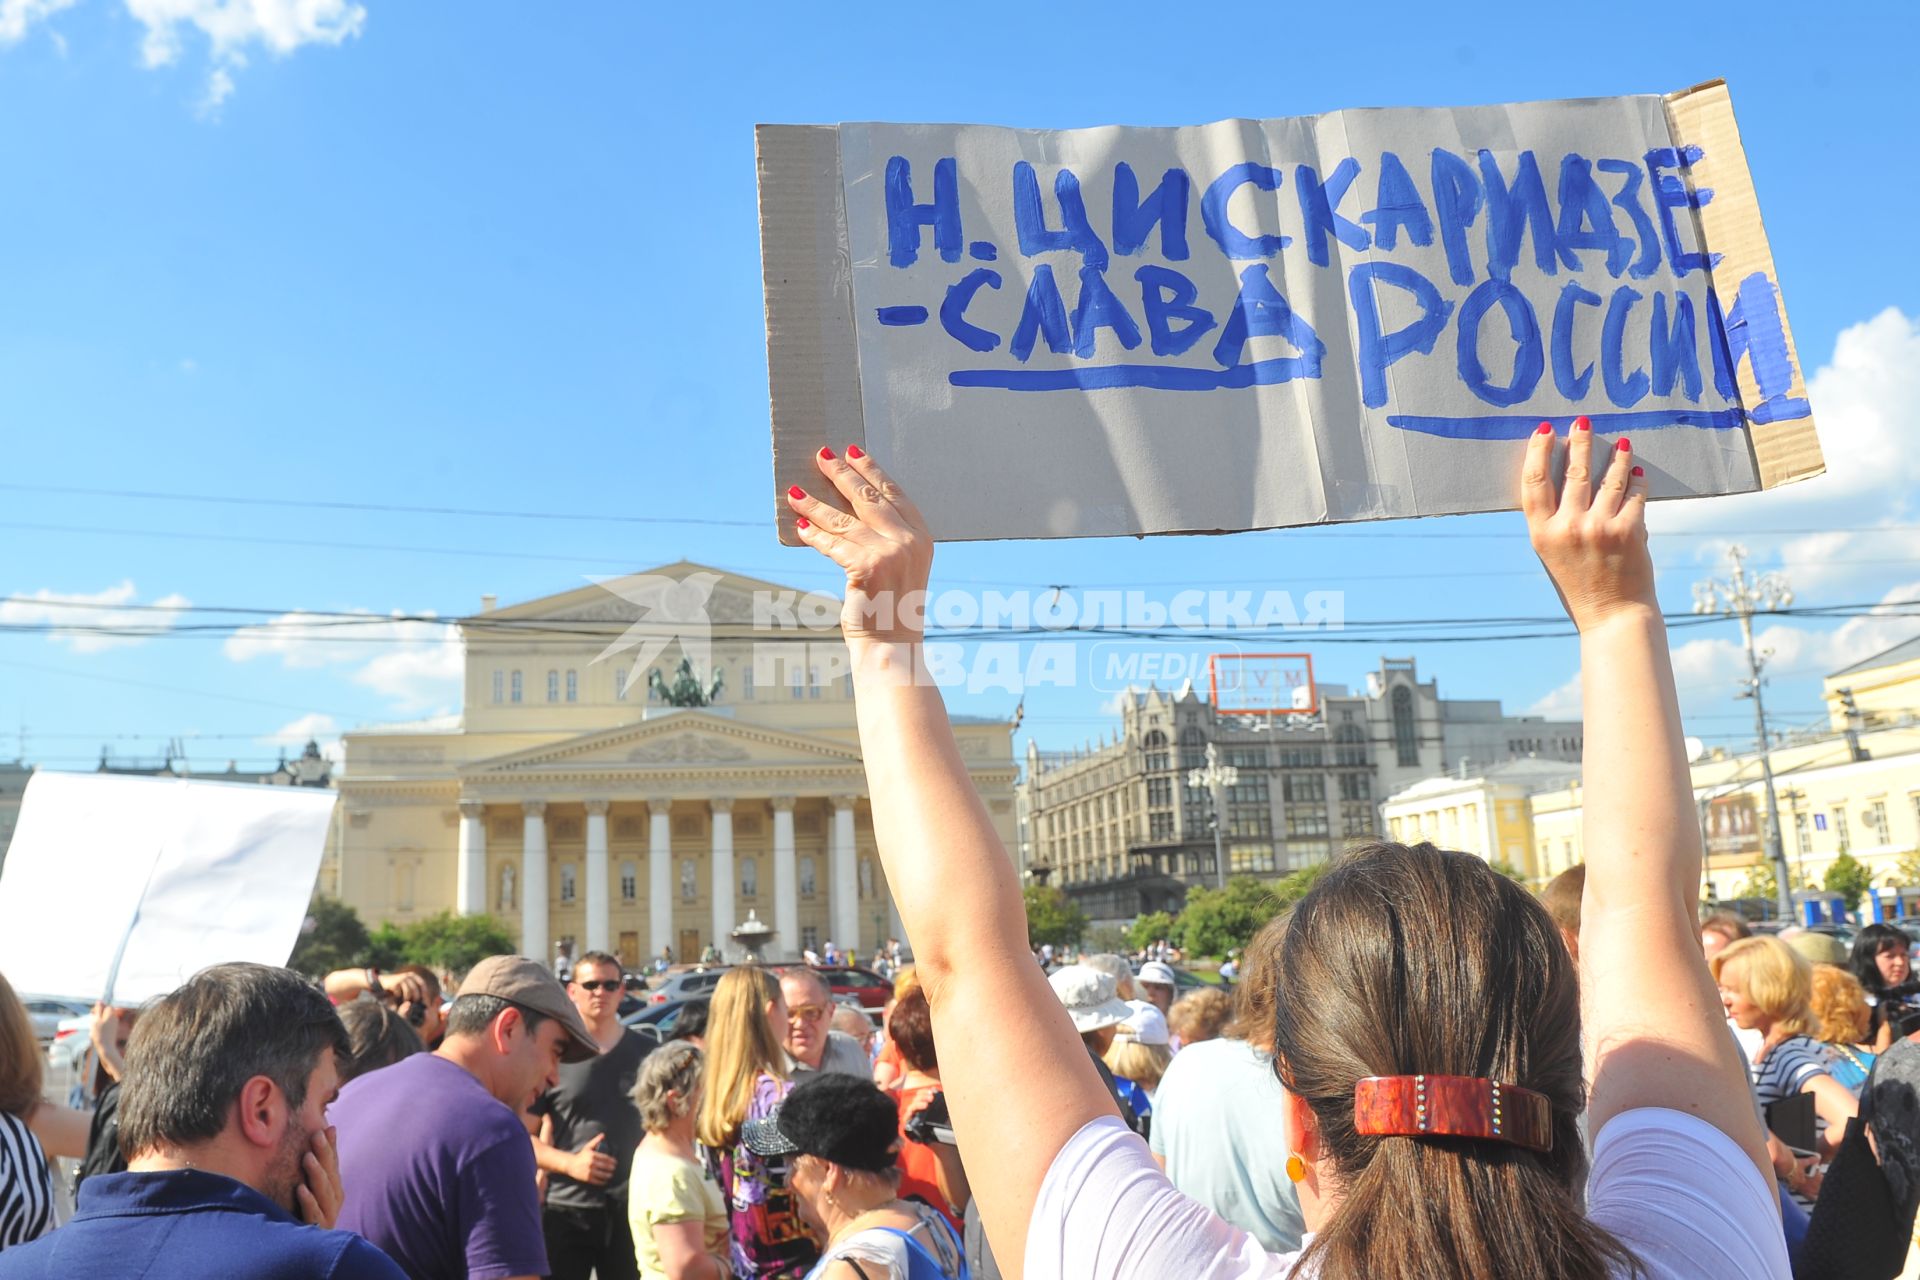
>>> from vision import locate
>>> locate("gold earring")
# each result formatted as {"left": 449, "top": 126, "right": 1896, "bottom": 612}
{"left": 1285, "top": 1153, "right": 1307, "bottom": 1183}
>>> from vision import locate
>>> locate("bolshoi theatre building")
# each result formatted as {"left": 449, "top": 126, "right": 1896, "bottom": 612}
{"left": 320, "top": 562, "right": 1020, "bottom": 969}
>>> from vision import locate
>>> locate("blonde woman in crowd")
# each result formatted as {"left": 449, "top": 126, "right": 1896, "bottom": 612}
{"left": 1104, "top": 1005, "right": 1173, "bottom": 1108}
{"left": 697, "top": 967, "right": 815, "bottom": 1279}
{"left": 1166, "top": 987, "right": 1233, "bottom": 1050}
{"left": 630, "top": 1042, "right": 730, "bottom": 1280}
{"left": 1807, "top": 962, "right": 1877, "bottom": 1097}
{"left": 1711, "top": 935, "right": 1859, "bottom": 1207}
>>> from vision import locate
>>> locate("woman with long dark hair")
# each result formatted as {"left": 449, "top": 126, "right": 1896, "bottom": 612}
{"left": 782, "top": 426, "right": 1786, "bottom": 1278}
{"left": 1848, "top": 922, "right": 1918, "bottom": 1048}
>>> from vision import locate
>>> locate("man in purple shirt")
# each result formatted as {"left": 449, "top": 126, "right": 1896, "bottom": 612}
{"left": 332, "top": 955, "right": 602, "bottom": 1280}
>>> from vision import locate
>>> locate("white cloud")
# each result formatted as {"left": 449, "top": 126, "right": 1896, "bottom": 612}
{"left": 1, "top": 0, "right": 366, "bottom": 107}
{"left": 1526, "top": 672, "right": 1582, "bottom": 720}
{"left": 1649, "top": 307, "right": 1920, "bottom": 596}
{"left": 0, "top": 0, "right": 76, "bottom": 45}
{"left": 1536, "top": 578, "right": 1920, "bottom": 726}
{"left": 125, "top": 0, "right": 364, "bottom": 67}
{"left": 261, "top": 712, "right": 341, "bottom": 761}
{"left": 0, "top": 580, "right": 192, "bottom": 652}
{"left": 225, "top": 608, "right": 460, "bottom": 713}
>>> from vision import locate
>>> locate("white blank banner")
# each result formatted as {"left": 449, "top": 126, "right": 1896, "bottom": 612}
{"left": 0, "top": 772, "right": 338, "bottom": 1004}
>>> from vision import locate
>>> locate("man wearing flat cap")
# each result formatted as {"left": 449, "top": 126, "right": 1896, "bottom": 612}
{"left": 333, "top": 955, "right": 603, "bottom": 1280}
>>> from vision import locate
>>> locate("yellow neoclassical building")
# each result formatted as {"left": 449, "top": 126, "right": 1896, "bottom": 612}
{"left": 322, "top": 562, "right": 1019, "bottom": 969}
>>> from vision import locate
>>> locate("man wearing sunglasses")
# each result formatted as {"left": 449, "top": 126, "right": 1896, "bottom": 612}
{"left": 529, "top": 951, "right": 652, "bottom": 1280}
{"left": 780, "top": 968, "right": 873, "bottom": 1078}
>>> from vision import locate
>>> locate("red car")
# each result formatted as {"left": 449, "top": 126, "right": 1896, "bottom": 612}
{"left": 812, "top": 965, "right": 891, "bottom": 1011}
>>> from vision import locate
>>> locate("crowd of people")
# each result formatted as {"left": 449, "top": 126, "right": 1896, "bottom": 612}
{"left": 1, "top": 435, "right": 1919, "bottom": 1277}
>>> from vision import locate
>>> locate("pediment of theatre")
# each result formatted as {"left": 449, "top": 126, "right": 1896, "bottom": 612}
{"left": 462, "top": 712, "right": 864, "bottom": 776}
{"left": 469, "top": 560, "right": 840, "bottom": 628}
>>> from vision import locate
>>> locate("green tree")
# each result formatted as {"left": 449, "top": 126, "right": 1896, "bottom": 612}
{"left": 1085, "top": 925, "right": 1130, "bottom": 955}
{"left": 364, "top": 922, "right": 410, "bottom": 971}
{"left": 287, "top": 895, "right": 370, "bottom": 977}
{"left": 1738, "top": 857, "right": 1778, "bottom": 907}
{"left": 1269, "top": 862, "right": 1332, "bottom": 912}
{"left": 1824, "top": 852, "right": 1875, "bottom": 914}
{"left": 1176, "top": 876, "right": 1281, "bottom": 958}
{"left": 1127, "top": 911, "right": 1177, "bottom": 953}
{"left": 399, "top": 911, "right": 517, "bottom": 978}
{"left": 1487, "top": 860, "right": 1526, "bottom": 883}
{"left": 1023, "top": 884, "right": 1088, "bottom": 950}
{"left": 1893, "top": 847, "right": 1920, "bottom": 889}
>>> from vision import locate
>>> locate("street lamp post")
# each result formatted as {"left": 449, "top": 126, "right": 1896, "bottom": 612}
{"left": 1693, "top": 545, "right": 1795, "bottom": 921}
{"left": 1188, "top": 742, "right": 1240, "bottom": 890}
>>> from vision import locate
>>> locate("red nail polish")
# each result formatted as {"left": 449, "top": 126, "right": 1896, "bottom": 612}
{"left": 1575, "top": 416, "right": 1592, "bottom": 431}
{"left": 846, "top": 444, "right": 864, "bottom": 459}
{"left": 788, "top": 485, "right": 805, "bottom": 500}
{"left": 1616, "top": 438, "right": 1631, "bottom": 452}
{"left": 1535, "top": 423, "right": 1553, "bottom": 435}
{"left": 1631, "top": 466, "right": 1644, "bottom": 477}
{"left": 819, "top": 446, "right": 835, "bottom": 461}
{"left": 796, "top": 516, "right": 810, "bottom": 530}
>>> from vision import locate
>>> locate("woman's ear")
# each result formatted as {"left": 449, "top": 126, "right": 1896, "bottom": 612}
{"left": 1283, "top": 1086, "right": 1320, "bottom": 1163}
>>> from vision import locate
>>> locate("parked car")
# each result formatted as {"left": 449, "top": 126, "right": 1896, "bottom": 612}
{"left": 810, "top": 965, "right": 891, "bottom": 1011}
{"left": 21, "top": 995, "right": 90, "bottom": 1042}
{"left": 622, "top": 996, "right": 708, "bottom": 1039}
{"left": 644, "top": 967, "right": 734, "bottom": 1006}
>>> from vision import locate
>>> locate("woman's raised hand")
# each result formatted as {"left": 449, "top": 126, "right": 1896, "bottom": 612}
{"left": 786, "top": 445, "right": 933, "bottom": 644}
{"left": 1521, "top": 417, "right": 1657, "bottom": 632}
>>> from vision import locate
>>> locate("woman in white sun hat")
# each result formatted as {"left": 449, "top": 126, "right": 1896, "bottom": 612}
{"left": 1047, "top": 966, "right": 1142, "bottom": 1136}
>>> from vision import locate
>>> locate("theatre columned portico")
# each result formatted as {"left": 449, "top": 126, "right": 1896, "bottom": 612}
{"left": 326, "top": 564, "right": 1019, "bottom": 968}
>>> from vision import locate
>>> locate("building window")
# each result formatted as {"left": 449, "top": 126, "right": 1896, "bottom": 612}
{"left": 614, "top": 666, "right": 628, "bottom": 701}
{"left": 801, "top": 926, "right": 820, "bottom": 955}
{"left": 1228, "top": 775, "right": 1270, "bottom": 805}
{"left": 1143, "top": 729, "right": 1168, "bottom": 772}
{"left": 1150, "top": 812, "right": 1175, "bottom": 840}
{"left": 1867, "top": 801, "right": 1890, "bottom": 846}
{"left": 1230, "top": 845, "right": 1277, "bottom": 874}
{"left": 741, "top": 857, "right": 759, "bottom": 898}
{"left": 742, "top": 663, "right": 754, "bottom": 700}
{"left": 510, "top": 671, "right": 523, "bottom": 703}
{"left": 560, "top": 863, "right": 577, "bottom": 903}
{"left": 809, "top": 666, "right": 822, "bottom": 699}
{"left": 499, "top": 863, "right": 516, "bottom": 911}
{"left": 800, "top": 856, "right": 817, "bottom": 897}
{"left": 1147, "top": 777, "right": 1172, "bottom": 807}
{"left": 1835, "top": 810, "right": 1852, "bottom": 854}
{"left": 1179, "top": 727, "right": 1206, "bottom": 770}
{"left": 491, "top": 670, "right": 504, "bottom": 703}
{"left": 620, "top": 861, "right": 638, "bottom": 902}
{"left": 1288, "top": 809, "right": 1331, "bottom": 838}
{"left": 1392, "top": 686, "right": 1418, "bottom": 767}
{"left": 1284, "top": 775, "right": 1326, "bottom": 804}
{"left": 566, "top": 670, "right": 578, "bottom": 702}
{"left": 1279, "top": 747, "right": 1322, "bottom": 768}
{"left": 1341, "top": 803, "right": 1374, "bottom": 837}
{"left": 1339, "top": 773, "right": 1371, "bottom": 801}
{"left": 1794, "top": 811, "right": 1811, "bottom": 855}
{"left": 680, "top": 859, "right": 697, "bottom": 902}
{"left": 547, "top": 670, "right": 560, "bottom": 702}
{"left": 1229, "top": 807, "right": 1272, "bottom": 838}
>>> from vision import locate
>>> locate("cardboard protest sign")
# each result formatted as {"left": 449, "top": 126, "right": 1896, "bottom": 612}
{"left": 759, "top": 81, "right": 1822, "bottom": 543}
{"left": 0, "top": 772, "right": 337, "bottom": 1004}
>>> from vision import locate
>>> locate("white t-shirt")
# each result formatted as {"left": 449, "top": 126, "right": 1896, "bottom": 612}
{"left": 1028, "top": 1107, "right": 1788, "bottom": 1279}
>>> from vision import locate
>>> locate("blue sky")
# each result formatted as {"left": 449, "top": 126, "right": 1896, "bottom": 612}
{"left": 0, "top": 0, "right": 1916, "bottom": 771}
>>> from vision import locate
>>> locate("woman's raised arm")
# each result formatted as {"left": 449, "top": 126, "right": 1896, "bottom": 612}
{"left": 787, "top": 447, "right": 1118, "bottom": 1279}
{"left": 1521, "top": 422, "right": 1772, "bottom": 1189}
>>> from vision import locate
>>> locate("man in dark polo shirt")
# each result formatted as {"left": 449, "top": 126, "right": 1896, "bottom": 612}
{"left": 331, "top": 954, "right": 601, "bottom": 1280}
{"left": 0, "top": 963, "right": 405, "bottom": 1280}
{"left": 529, "top": 950, "right": 652, "bottom": 1280}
